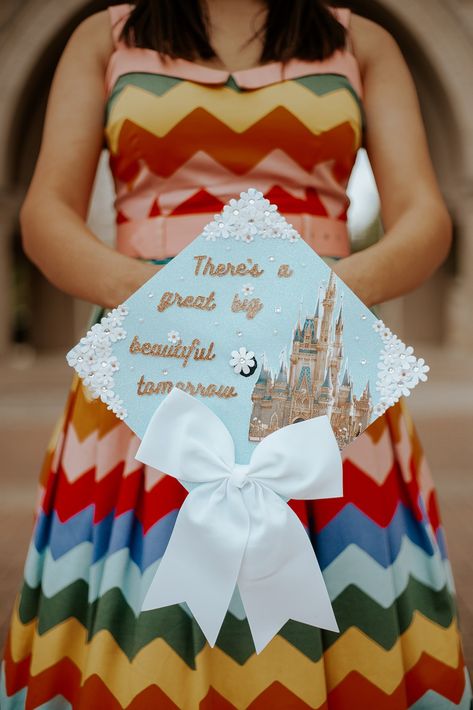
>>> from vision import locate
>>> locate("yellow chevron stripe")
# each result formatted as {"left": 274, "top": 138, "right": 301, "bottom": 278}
{"left": 9, "top": 602, "right": 462, "bottom": 707}
{"left": 105, "top": 82, "right": 362, "bottom": 153}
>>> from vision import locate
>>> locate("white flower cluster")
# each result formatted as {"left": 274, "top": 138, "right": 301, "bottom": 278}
{"left": 66, "top": 305, "right": 129, "bottom": 420}
{"left": 201, "top": 188, "right": 300, "bottom": 244}
{"left": 372, "top": 319, "right": 429, "bottom": 417}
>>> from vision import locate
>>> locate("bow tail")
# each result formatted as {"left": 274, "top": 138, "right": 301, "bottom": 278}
{"left": 237, "top": 487, "right": 338, "bottom": 654}
{"left": 141, "top": 482, "right": 250, "bottom": 647}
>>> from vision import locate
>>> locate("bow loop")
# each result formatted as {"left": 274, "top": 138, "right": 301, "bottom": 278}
{"left": 135, "top": 387, "right": 343, "bottom": 652}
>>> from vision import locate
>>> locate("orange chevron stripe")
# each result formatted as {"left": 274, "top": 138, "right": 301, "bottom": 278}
{"left": 112, "top": 110, "right": 357, "bottom": 183}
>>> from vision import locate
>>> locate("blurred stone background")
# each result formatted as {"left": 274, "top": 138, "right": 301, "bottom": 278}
{"left": 0, "top": 0, "right": 472, "bottom": 668}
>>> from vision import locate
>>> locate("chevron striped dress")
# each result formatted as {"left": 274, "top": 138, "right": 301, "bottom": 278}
{"left": 1, "top": 4, "right": 471, "bottom": 708}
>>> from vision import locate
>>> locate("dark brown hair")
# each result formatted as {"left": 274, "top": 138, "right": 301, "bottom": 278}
{"left": 119, "top": 0, "right": 347, "bottom": 63}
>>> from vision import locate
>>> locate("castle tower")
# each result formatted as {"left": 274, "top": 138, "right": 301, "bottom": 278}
{"left": 330, "top": 363, "right": 353, "bottom": 444}
{"left": 249, "top": 360, "right": 274, "bottom": 441}
{"left": 330, "top": 304, "right": 344, "bottom": 395}
{"left": 272, "top": 355, "right": 290, "bottom": 430}
{"left": 314, "top": 367, "right": 333, "bottom": 418}
{"left": 353, "top": 381, "right": 372, "bottom": 436}
{"left": 319, "top": 272, "right": 336, "bottom": 348}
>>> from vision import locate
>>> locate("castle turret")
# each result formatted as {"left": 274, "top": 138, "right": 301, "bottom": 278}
{"left": 353, "top": 381, "right": 372, "bottom": 436}
{"left": 320, "top": 275, "right": 336, "bottom": 348}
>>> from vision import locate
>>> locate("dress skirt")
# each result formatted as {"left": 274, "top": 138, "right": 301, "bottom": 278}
{"left": 1, "top": 357, "right": 471, "bottom": 709}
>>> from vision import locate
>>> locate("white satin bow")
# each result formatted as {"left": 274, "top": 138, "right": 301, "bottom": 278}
{"left": 135, "top": 387, "right": 343, "bottom": 653}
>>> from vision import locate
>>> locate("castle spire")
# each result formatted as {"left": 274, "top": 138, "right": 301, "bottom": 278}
{"left": 322, "top": 367, "right": 332, "bottom": 389}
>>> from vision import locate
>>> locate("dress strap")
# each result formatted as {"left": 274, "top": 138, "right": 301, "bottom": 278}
{"left": 107, "top": 3, "right": 133, "bottom": 49}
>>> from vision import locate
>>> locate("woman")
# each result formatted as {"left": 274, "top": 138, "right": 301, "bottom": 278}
{"left": 1, "top": 1, "right": 471, "bottom": 707}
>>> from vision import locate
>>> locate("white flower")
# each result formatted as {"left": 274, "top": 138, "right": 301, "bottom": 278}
{"left": 403, "top": 358, "right": 430, "bottom": 387}
{"left": 372, "top": 319, "right": 385, "bottom": 334}
{"left": 167, "top": 330, "right": 181, "bottom": 344}
{"left": 229, "top": 347, "right": 256, "bottom": 375}
{"left": 373, "top": 402, "right": 387, "bottom": 417}
{"left": 241, "top": 283, "right": 254, "bottom": 297}
{"left": 380, "top": 326, "right": 393, "bottom": 341}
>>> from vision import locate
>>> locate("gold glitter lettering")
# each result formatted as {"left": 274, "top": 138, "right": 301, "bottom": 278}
{"left": 193, "top": 255, "right": 264, "bottom": 278}
{"left": 231, "top": 294, "right": 264, "bottom": 320}
{"left": 157, "top": 291, "right": 216, "bottom": 313}
{"left": 130, "top": 336, "right": 216, "bottom": 368}
{"left": 277, "top": 264, "right": 294, "bottom": 278}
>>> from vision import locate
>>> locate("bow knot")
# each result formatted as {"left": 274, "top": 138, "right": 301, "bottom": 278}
{"left": 135, "top": 387, "right": 343, "bottom": 653}
{"left": 230, "top": 463, "right": 250, "bottom": 488}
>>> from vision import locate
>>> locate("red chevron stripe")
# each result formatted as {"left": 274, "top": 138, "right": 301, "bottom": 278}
{"left": 170, "top": 188, "right": 226, "bottom": 215}
{"left": 39, "top": 449, "right": 429, "bottom": 534}
{"left": 40, "top": 461, "right": 187, "bottom": 530}
{"left": 248, "top": 681, "right": 324, "bottom": 709}
{"left": 308, "top": 457, "right": 424, "bottom": 532}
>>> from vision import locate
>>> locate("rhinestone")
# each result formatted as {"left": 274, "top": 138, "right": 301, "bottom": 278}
{"left": 214, "top": 321, "right": 219, "bottom": 326}
{"left": 360, "top": 359, "right": 367, "bottom": 365}
{"left": 236, "top": 330, "right": 243, "bottom": 337}
{"left": 239, "top": 357, "right": 246, "bottom": 364}
{"left": 77, "top": 356, "right": 83, "bottom": 362}
{"left": 388, "top": 367, "right": 394, "bottom": 373}
{"left": 361, "top": 315, "right": 367, "bottom": 320}
{"left": 274, "top": 306, "right": 282, "bottom": 313}
{"left": 162, "top": 369, "right": 168, "bottom": 375}
{"left": 219, "top": 222, "right": 224, "bottom": 228}
{"left": 138, "top": 317, "right": 144, "bottom": 323}
{"left": 179, "top": 275, "right": 184, "bottom": 280}
{"left": 354, "top": 335, "right": 360, "bottom": 341}
{"left": 268, "top": 256, "right": 275, "bottom": 262}
{"left": 400, "top": 353, "right": 405, "bottom": 359}
{"left": 273, "top": 329, "right": 278, "bottom": 335}
{"left": 233, "top": 209, "right": 239, "bottom": 216}
{"left": 264, "top": 210, "right": 270, "bottom": 216}
{"left": 148, "top": 292, "right": 154, "bottom": 298}
{"left": 301, "top": 262, "right": 306, "bottom": 267}
{"left": 249, "top": 199, "right": 255, "bottom": 204}
{"left": 129, "top": 365, "right": 134, "bottom": 371}
{"left": 413, "top": 366, "right": 419, "bottom": 372}
{"left": 104, "top": 328, "right": 110, "bottom": 334}
{"left": 101, "top": 361, "right": 108, "bottom": 367}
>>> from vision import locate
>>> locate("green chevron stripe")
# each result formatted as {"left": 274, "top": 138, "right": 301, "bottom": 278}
{"left": 105, "top": 71, "right": 364, "bottom": 127}
{"left": 17, "top": 575, "right": 457, "bottom": 666}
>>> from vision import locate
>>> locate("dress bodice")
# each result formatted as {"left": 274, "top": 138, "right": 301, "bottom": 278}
{"left": 104, "top": 3, "right": 366, "bottom": 260}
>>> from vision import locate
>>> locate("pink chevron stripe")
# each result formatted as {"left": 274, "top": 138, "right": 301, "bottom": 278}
{"left": 61, "top": 429, "right": 98, "bottom": 483}
{"left": 114, "top": 149, "right": 348, "bottom": 220}
{"left": 342, "top": 425, "right": 395, "bottom": 485}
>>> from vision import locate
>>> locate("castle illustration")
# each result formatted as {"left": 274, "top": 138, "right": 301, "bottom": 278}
{"left": 248, "top": 272, "right": 372, "bottom": 448}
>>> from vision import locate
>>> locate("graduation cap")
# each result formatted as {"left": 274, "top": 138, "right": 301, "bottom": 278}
{"left": 67, "top": 188, "right": 429, "bottom": 652}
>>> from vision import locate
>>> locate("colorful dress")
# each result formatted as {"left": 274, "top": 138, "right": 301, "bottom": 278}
{"left": 1, "top": 4, "right": 471, "bottom": 708}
